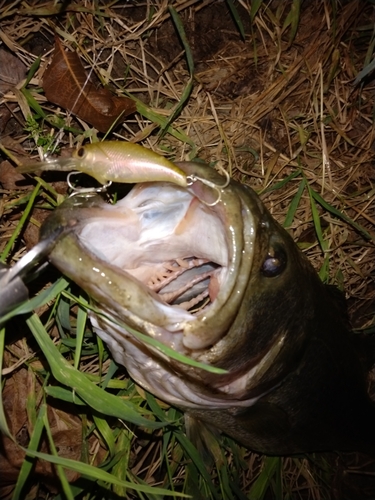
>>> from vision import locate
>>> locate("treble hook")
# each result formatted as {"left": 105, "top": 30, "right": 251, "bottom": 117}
{"left": 67, "top": 171, "right": 112, "bottom": 198}
{"left": 186, "top": 167, "right": 230, "bottom": 207}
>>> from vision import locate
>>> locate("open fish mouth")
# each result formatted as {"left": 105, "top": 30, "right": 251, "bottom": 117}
{"left": 40, "top": 162, "right": 290, "bottom": 409}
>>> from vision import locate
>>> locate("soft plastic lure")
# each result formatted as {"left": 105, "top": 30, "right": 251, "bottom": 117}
{"left": 18, "top": 141, "right": 188, "bottom": 187}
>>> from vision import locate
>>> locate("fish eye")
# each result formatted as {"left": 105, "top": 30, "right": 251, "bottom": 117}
{"left": 76, "top": 147, "right": 86, "bottom": 158}
{"left": 261, "top": 246, "right": 287, "bottom": 277}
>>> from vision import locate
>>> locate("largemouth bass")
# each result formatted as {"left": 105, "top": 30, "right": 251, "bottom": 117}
{"left": 40, "top": 161, "right": 375, "bottom": 456}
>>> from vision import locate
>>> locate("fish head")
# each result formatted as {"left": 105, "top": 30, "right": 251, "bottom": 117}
{"left": 40, "top": 161, "right": 322, "bottom": 411}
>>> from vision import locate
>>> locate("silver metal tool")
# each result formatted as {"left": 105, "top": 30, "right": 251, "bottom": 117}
{"left": 0, "top": 227, "right": 64, "bottom": 319}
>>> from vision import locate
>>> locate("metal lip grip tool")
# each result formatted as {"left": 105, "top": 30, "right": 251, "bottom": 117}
{"left": 0, "top": 227, "right": 64, "bottom": 320}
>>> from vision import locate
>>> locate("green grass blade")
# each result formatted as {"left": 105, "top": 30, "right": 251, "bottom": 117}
{"left": 226, "top": 0, "right": 246, "bottom": 39}
{"left": 121, "top": 321, "right": 227, "bottom": 374}
{"left": 353, "top": 56, "right": 375, "bottom": 85}
{"left": 185, "top": 459, "right": 201, "bottom": 497}
{"left": 21, "top": 447, "right": 190, "bottom": 497}
{"left": 283, "top": 0, "right": 301, "bottom": 43}
{"left": 175, "top": 431, "right": 220, "bottom": 498}
{"left": 25, "top": 369, "right": 37, "bottom": 428}
{"left": 146, "top": 392, "right": 170, "bottom": 421}
{"left": 93, "top": 413, "right": 116, "bottom": 457}
{"left": 74, "top": 295, "right": 88, "bottom": 369}
{"left": 169, "top": 6, "right": 194, "bottom": 76}
{"left": 274, "top": 456, "right": 283, "bottom": 499}
{"left": 260, "top": 169, "right": 301, "bottom": 194}
{"left": 34, "top": 176, "right": 63, "bottom": 204}
{"left": 46, "top": 371, "right": 128, "bottom": 391}
{"left": 0, "top": 182, "right": 41, "bottom": 261}
{"left": 112, "top": 429, "right": 133, "bottom": 497}
{"left": 248, "top": 456, "right": 280, "bottom": 500}
{"left": 283, "top": 177, "right": 306, "bottom": 227}
{"left": 311, "top": 189, "right": 373, "bottom": 241}
{"left": 26, "top": 313, "right": 166, "bottom": 428}
{"left": 307, "top": 184, "right": 327, "bottom": 252}
{"left": 44, "top": 385, "right": 86, "bottom": 405}
{"left": 318, "top": 253, "right": 331, "bottom": 283}
{"left": 0, "top": 277, "right": 69, "bottom": 325}
{"left": 125, "top": 94, "right": 194, "bottom": 146}
{"left": 163, "top": 7, "right": 194, "bottom": 137}
{"left": 11, "top": 403, "right": 47, "bottom": 500}
{"left": 96, "top": 333, "right": 105, "bottom": 379}
{"left": 23, "top": 55, "right": 41, "bottom": 87}
{"left": 250, "top": 0, "right": 264, "bottom": 21}
{"left": 218, "top": 459, "right": 237, "bottom": 500}
{"left": 56, "top": 292, "right": 72, "bottom": 332}
{"left": 42, "top": 406, "right": 75, "bottom": 500}
{"left": 4, "top": 192, "right": 34, "bottom": 210}
{"left": 101, "top": 359, "right": 118, "bottom": 389}
{"left": 21, "top": 88, "right": 81, "bottom": 133}
{"left": 21, "top": 87, "right": 46, "bottom": 119}
{"left": 0, "top": 327, "right": 12, "bottom": 438}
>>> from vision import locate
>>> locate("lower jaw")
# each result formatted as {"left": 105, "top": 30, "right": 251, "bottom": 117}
{"left": 90, "top": 312, "right": 265, "bottom": 410}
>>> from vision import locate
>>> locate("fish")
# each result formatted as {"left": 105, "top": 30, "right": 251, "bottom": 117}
{"left": 39, "top": 160, "right": 375, "bottom": 456}
{"left": 17, "top": 141, "right": 188, "bottom": 187}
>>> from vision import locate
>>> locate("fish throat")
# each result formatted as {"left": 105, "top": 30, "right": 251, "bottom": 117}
{"left": 147, "top": 257, "right": 220, "bottom": 312}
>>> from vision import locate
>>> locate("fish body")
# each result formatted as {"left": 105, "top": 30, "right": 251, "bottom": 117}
{"left": 17, "top": 141, "right": 188, "bottom": 187}
{"left": 40, "top": 161, "right": 375, "bottom": 456}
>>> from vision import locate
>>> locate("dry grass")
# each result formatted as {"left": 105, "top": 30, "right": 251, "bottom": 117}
{"left": 0, "top": 0, "right": 374, "bottom": 499}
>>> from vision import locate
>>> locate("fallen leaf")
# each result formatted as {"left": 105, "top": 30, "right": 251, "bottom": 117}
{"left": 0, "top": 160, "right": 27, "bottom": 191}
{"left": 0, "top": 48, "right": 27, "bottom": 94}
{"left": 0, "top": 104, "right": 15, "bottom": 133}
{"left": 43, "top": 37, "right": 136, "bottom": 133}
{"left": 23, "top": 207, "right": 50, "bottom": 248}
{"left": 0, "top": 49, "right": 27, "bottom": 131}
{"left": 0, "top": 135, "right": 29, "bottom": 156}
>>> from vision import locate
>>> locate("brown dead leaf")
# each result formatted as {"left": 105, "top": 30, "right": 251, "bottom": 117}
{"left": 0, "top": 103, "right": 18, "bottom": 133}
{"left": 23, "top": 207, "right": 50, "bottom": 248}
{"left": 0, "top": 136, "right": 29, "bottom": 156}
{"left": 0, "top": 49, "right": 27, "bottom": 132}
{"left": 43, "top": 37, "right": 136, "bottom": 133}
{"left": 0, "top": 49, "right": 27, "bottom": 94}
{"left": 0, "top": 160, "right": 27, "bottom": 191}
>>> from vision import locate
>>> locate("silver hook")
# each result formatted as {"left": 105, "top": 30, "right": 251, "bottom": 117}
{"left": 67, "top": 171, "right": 112, "bottom": 197}
{"left": 186, "top": 167, "right": 230, "bottom": 207}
